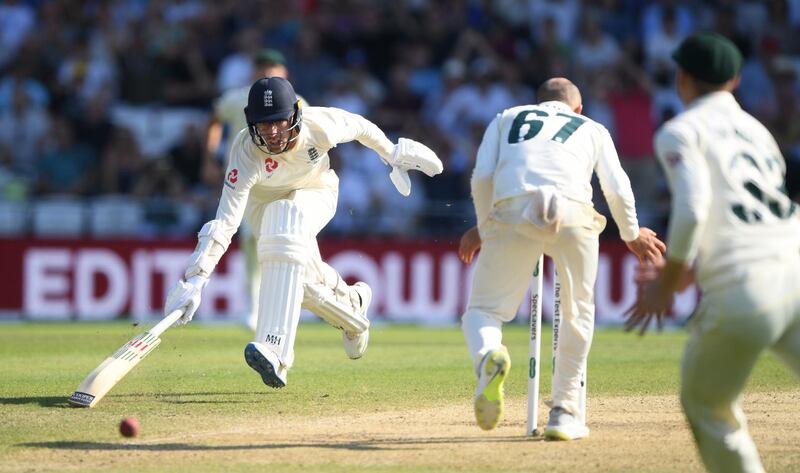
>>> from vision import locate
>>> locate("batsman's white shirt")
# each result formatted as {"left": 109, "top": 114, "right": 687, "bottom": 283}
{"left": 213, "top": 106, "right": 394, "bottom": 239}
{"left": 472, "top": 100, "right": 639, "bottom": 241}
{"left": 655, "top": 91, "right": 800, "bottom": 290}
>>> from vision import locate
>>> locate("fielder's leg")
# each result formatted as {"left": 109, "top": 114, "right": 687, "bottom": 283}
{"left": 244, "top": 199, "right": 310, "bottom": 388}
{"left": 463, "top": 219, "right": 544, "bottom": 430}
{"left": 772, "top": 320, "right": 800, "bottom": 377}
{"left": 680, "top": 317, "right": 765, "bottom": 473}
{"left": 771, "top": 257, "right": 800, "bottom": 376}
{"left": 681, "top": 260, "right": 798, "bottom": 473}
{"left": 543, "top": 226, "right": 597, "bottom": 440}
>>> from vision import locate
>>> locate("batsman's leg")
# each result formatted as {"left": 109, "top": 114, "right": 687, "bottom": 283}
{"left": 303, "top": 254, "right": 372, "bottom": 359}
{"left": 242, "top": 226, "right": 261, "bottom": 331}
{"left": 245, "top": 199, "right": 310, "bottom": 388}
{"left": 282, "top": 187, "right": 371, "bottom": 359}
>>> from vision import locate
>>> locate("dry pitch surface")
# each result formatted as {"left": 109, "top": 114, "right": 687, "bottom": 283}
{"left": 2, "top": 323, "right": 798, "bottom": 472}
{"left": 5, "top": 392, "right": 800, "bottom": 473}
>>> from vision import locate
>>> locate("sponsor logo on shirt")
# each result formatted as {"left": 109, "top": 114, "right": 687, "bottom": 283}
{"left": 264, "top": 157, "right": 279, "bottom": 178}
{"left": 308, "top": 147, "right": 320, "bottom": 162}
{"left": 225, "top": 168, "right": 238, "bottom": 189}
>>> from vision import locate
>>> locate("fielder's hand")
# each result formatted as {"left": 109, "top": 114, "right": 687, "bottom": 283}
{"left": 624, "top": 227, "right": 666, "bottom": 264}
{"left": 624, "top": 258, "right": 692, "bottom": 336}
{"left": 458, "top": 226, "right": 481, "bottom": 264}
{"left": 164, "top": 275, "right": 208, "bottom": 325}
{"left": 387, "top": 138, "right": 444, "bottom": 196}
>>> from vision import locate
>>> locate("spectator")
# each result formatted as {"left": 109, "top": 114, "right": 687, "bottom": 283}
{"left": 528, "top": 0, "right": 581, "bottom": 45}
{"left": 644, "top": 6, "right": 684, "bottom": 75}
{"left": 640, "top": 0, "right": 694, "bottom": 46}
{"left": 36, "top": 117, "right": 97, "bottom": 196}
{"left": 100, "top": 127, "right": 145, "bottom": 195}
{"left": 573, "top": 14, "right": 622, "bottom": 87}
{"left": 0, "top": 63, "right": 49, "bottom": 112}
{"left": 0, "top": 0, "right": 35, "bottom": 68}
{"left": 0, "top": 81, "right": 49, "bottom": 180}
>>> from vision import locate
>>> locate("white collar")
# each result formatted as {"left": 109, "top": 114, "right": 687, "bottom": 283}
{"left": 686, "top": 91, "right": 741, "bottom": 113}
{"left": 539, "top": 100, "right": 574, "bottom": 112}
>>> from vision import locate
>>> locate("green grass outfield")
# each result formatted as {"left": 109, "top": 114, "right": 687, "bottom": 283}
{"left": 0, "top": 322, "right": 796, "bottom": 472}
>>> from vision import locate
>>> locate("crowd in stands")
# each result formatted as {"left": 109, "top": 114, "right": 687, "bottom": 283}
{"left": 0, "top": 0, "right": 799, "bottom": 239}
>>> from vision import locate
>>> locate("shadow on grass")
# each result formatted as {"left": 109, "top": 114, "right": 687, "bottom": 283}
{"left": 0, "top": 397, "right": 71, "bottom": 408}
{"left": 20, "top": 436, "right": 538, "bottom": 452}
{"left": 1, "top": 392, "right": 270, "bottom": 408}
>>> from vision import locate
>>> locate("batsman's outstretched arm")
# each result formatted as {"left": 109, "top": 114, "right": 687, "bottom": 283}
{"left": 317, "top": 107, "right": 443, "bottom": 196}
{"left": 165, "top": 132, "right": 260, "bottom": 325}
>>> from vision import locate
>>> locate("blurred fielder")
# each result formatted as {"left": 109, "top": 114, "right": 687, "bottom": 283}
{"left": 204, "top": 49, "right": 292, "bottom": 331}
{"left": 460, "top": 77, "right": 664, "bottom": 439}
{"left": 626, "top": 33, "right": 800, "bottom": 473}
{"left": 166, "top": 76, "right": 442, "bottom": 387}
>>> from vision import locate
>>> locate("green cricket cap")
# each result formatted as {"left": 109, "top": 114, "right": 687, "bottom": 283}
{"left": 672, "top": 32, "right": 743, "bottom": 84}
{"left": 254, "top": 48, "right": 286, "bottom": 66}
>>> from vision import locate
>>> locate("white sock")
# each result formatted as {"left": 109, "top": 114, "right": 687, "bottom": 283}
{"left": 462, "top": 309, "right": 503, "bottom": 375}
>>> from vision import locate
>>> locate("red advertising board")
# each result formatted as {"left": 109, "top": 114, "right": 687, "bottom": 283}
{"left": 0, "top": 238, "right": 698, "bottom": 324}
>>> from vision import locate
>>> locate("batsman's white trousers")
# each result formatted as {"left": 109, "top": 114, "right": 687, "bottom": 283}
{"left": 681, "top": 253, "right": 800, "bottom": 473}
{"left": 463, "top": 197, "right": 606, "bottom": 417}
{"left": 244, "top": 187, "right": 366, "bottom": 369}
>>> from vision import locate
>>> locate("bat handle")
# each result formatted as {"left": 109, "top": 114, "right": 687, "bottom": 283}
{"left": 149, "top": 309, "right": 184, "bottom": 338}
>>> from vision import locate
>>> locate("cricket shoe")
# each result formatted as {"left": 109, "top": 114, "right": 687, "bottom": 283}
{"left": 473, "top": 347, "right": 510, "bottom": 430}
{"left": 543, "top": 406, "right": 589, "bottom": 440}
{"left": 343, "top": 282, "right": 372, "bottom": 360}
{"left": 244, "top": 342, "right": 287, "bottom": 388}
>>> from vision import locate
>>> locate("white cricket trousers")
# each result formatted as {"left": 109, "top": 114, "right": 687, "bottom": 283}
{"left": 462, "top": 198, "right": 605, "bottom": 417}
{"left": 681, "top": 253, "right": 800, "bottom": 473}
{"left": 244, "top": 187, "right": 339, "bottom": 290}
{"left": 243, "top": 187, "right": 350, "bottom": 369}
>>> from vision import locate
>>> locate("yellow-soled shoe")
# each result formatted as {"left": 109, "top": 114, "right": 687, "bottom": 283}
{"left": 474, "top": 347, "right": 511, "bottom": 430}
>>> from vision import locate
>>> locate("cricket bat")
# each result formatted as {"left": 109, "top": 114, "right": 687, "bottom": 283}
{"left": 68, "top": 309, "right": 184, "bottom": 408}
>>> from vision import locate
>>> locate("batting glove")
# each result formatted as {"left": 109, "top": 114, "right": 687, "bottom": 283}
{"left": 387, "top": 138, "right": 444, "bottom": 196}
{"left": 164, "top": 275, "right": 209, "bottom": 325}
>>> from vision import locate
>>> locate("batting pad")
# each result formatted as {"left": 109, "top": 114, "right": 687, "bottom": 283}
{"left": 255, "top": 200, "right": 309, "bottom": 369}
{"left": 303, "top": 261, "right": 369, "bottom": 334}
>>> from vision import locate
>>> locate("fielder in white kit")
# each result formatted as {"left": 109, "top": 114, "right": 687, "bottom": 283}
{"left": 626, "top": 33, "right": 800, "bottom": 473}
{"left": 164, "top": 77, "right": 443, "bottom": 388}
{"left": 461, "top": 77, "right": 664, "bottom": 438}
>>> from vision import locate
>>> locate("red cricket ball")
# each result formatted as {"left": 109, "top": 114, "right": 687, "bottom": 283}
{"left": 119, "top": 417, "right": 140, "bottom": 438}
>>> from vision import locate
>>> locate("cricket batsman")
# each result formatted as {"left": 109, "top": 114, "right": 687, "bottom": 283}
{"left": 164, "top": 76, "right": 443, "bottom": 387}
